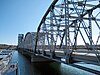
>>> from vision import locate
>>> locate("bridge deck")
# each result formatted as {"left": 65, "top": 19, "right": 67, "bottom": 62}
{"left": 18, "top": 48, "right": 100, "bottom": 74}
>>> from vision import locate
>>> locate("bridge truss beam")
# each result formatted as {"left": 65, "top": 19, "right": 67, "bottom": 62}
{"left": 35, "top": 0, "right": 100, "bottom": 65}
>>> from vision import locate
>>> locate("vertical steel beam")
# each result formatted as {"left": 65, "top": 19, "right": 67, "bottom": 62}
{"left": 42, "top": 21, "right": 46, "bottom": 55}
{"left": 88, "top": 10, "right": 93, "bottom": 48}
{"left": 64, "top": 0, "right": 70, "bottom": 63}
{"left": 74, "top": 20, "right": 78, "bottom": 50}
{"left": 50, "top": 6, "right": 55, "bottom": 58}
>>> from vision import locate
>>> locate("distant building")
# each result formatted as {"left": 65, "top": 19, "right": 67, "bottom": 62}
{"left": 18, "top": 34, "right": 24, "bottom": 48}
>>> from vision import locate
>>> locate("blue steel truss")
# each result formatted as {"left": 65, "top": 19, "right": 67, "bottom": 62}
{"left": 35, "top": 0, "right": 100, "bottom": 64}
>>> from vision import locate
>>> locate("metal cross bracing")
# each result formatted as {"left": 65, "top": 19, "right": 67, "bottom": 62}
{"left": 35, "top": 0, "right": 100, "bottom": 65}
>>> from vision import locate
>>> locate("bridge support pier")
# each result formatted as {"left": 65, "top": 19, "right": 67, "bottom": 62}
{"left": 31, "top": 54, "right": 54, "bottom": 63}
{"left": 31, "top": 55, "right": 35, "bottom": 62}
{"left": 22, "top": 50, "right": 24, "bottom": 54}
{"left": 42, "top": 51, "right": 46, "bottom": 56}
{"left": 64, "top": 53, "right": 73, "bottom": 64}
{"left": 65, "top": 56, "right": 70, "bottom": 64}
{"left": 50, "top": 52, "right": 55, "bottom": 58}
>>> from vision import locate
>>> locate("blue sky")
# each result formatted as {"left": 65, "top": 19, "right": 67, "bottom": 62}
{"left": 0, "top": 0, "right": 99, "bottom": 45}
{"left": 0, "top": 0, "right": 52, "bottom": 45}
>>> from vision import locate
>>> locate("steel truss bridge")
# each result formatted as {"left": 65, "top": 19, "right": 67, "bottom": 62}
{"left": 18, "top": 0, "right": 100, "bottom": 66}
{"left": 34, "top": 0, "right": 100, "bottom": 65}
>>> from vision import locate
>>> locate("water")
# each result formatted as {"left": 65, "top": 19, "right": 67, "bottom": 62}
{"left": 12, "top": 51, "right": 94, "bottom": 75}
